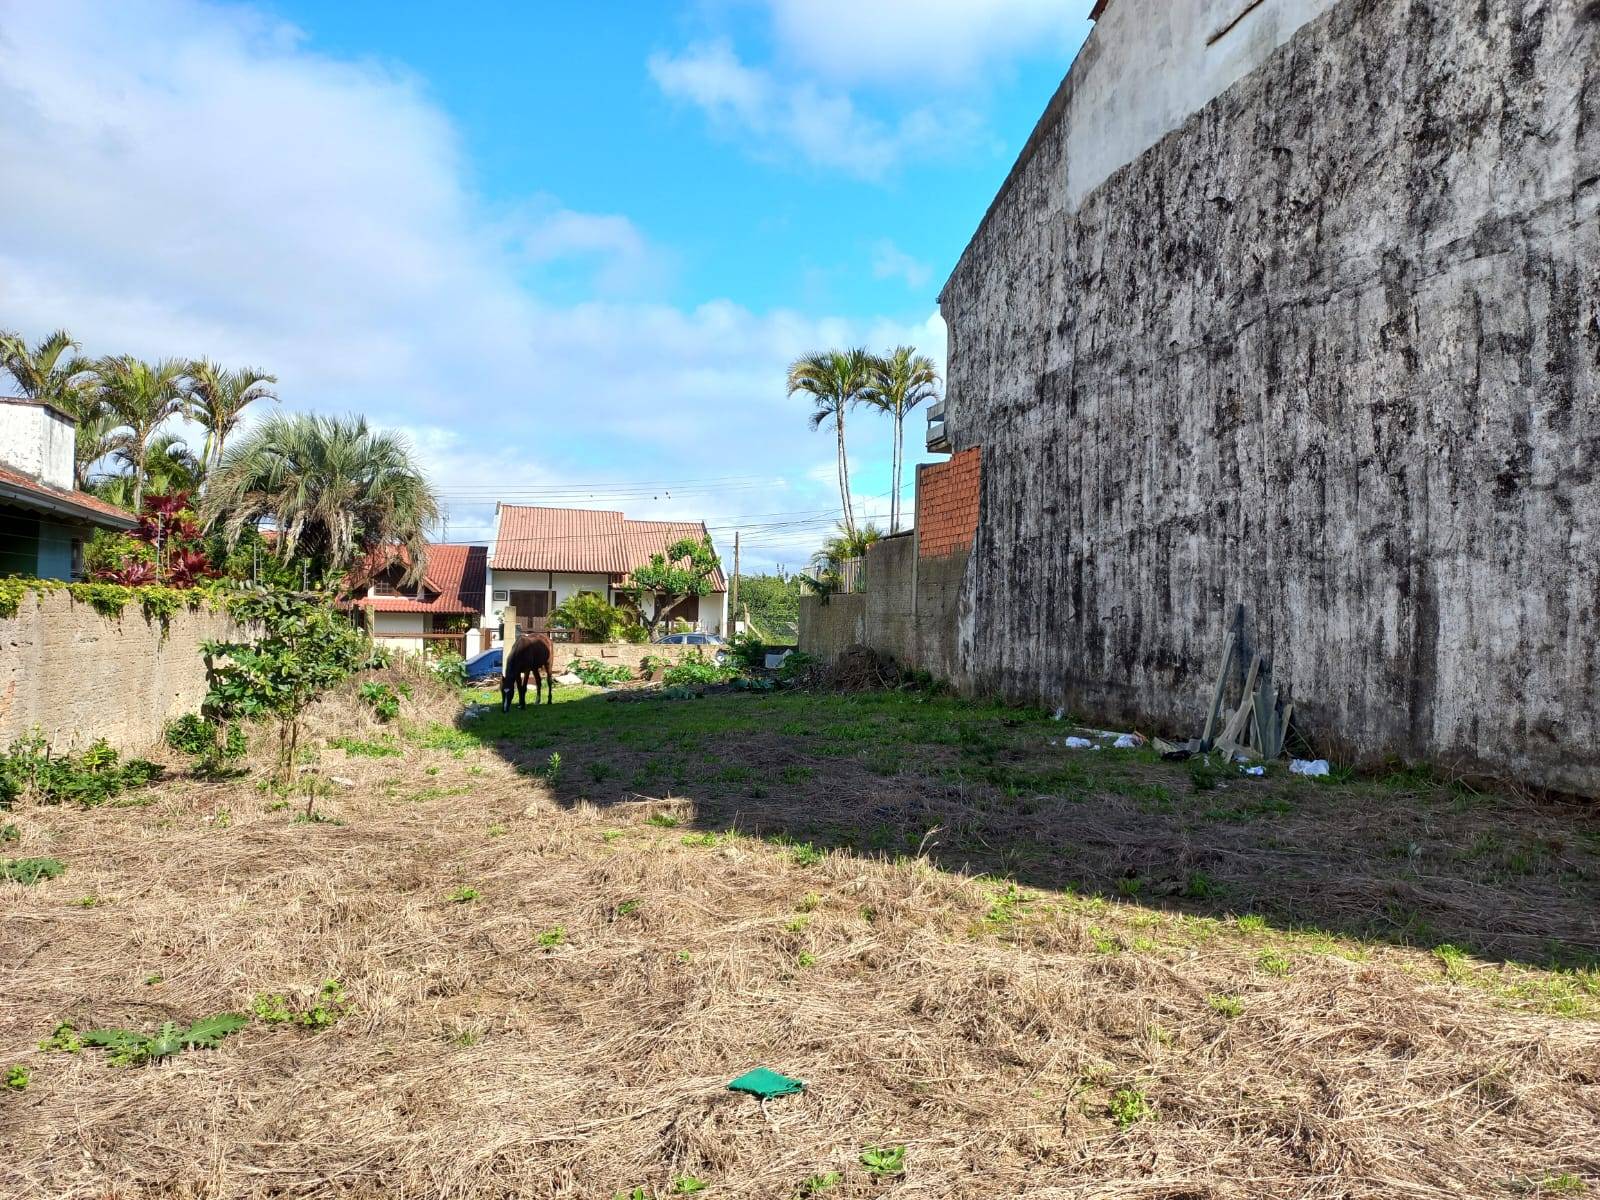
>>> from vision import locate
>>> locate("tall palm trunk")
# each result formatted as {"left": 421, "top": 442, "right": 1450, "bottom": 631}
{"left": 836, "top": 399, "right": 856, "bottom": 539}
{"left": 890, "top": 405, "right": 904, "bottom": 534}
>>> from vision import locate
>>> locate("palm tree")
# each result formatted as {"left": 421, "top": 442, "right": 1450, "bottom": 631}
{"left": 185, "top": 360, "right": 278, "bottom": 473}
{"left": 95, "top": 432, "right": 204, "bottom": 510}
{"left": 0, "top": 329, "right": 108, "bottom": 485}
{"left": 202, "top": 412, "right": 440, "bottom": 586}
{"left": 810, "top": 520, "right": 884, "bottom": 592}
{"left": 862, "top": 346, "right": 941, "bottom": 534}
{"left": 788, "top": 348, "right": 873, "bottom": 539}
{"left": 97, "top": 356, "right": 189, "bottom": 509}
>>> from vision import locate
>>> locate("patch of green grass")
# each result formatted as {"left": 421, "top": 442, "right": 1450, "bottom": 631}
{"left": 615, "top": 899, "right": 642, "bottom": 918}
{"left": 796, "top": 951, "right": 817, "bottom": 968}
{"left": 5, "top": 1065, "right": 29, "bottom": 1090}
{"left": 76, "top": 894, "right": 105, "bottom": 908}
{"left": 449, "top": 886, "right": 480, "bottom": 903}
{"left": 328, "top": 735, "right": 401, "bottom": 758}
{"left": 1208, "top": 994, "right": 1244, "bottom": 1018}
{"left": 798, "top": 1172, "right": 842, "bottom": 1196}
{"left": 537, "top": 926, "right": 566, "bottom": 948}
{"left": 412, "top": 723, "right": 480, "bottom": 753}
{"left": 795, "top": 892, "right": 821, "bottom": 913}
{"left": 1258, "top": 950, "right": 1293, "bottom": 977}
{"left": 681, "top": 831, "right": 723, "bottom": 848}
{"left": 0, "top": 823, "right": 18, "bottom": 843}
{"left": 671, "top": 1176, "right": 708, "bottom": 1193}
{"left": 1511, "top": 1175, "right": 1588, "bottom": 1196}
{"left": 487, "top": 823, "right": 508, "bottom": 837}
{"left": 403, "top": 785, "right": 471, "bottom": 804}
{"left": 1235, "top": 914, "right": 1268, "bottom": 934}
{"left": 646, "top": 813, "right": 681, "bottom": 829}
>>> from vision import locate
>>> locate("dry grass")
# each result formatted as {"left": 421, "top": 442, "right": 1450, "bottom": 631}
{"left": 2, "top": 681, "right": 1598, "bottom": 1199}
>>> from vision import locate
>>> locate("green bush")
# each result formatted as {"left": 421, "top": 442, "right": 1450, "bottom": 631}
{"left": 164, "top": 713, "right": 247, "bottom": 766}
{"left": 661, "top": 652, "right": 732, "bottom": 687}
{"left": 567, "top": 659, "right": 632, "bottom": 686}
{"left": 550, "top": 592, "right": 640, "bottom": 643}
{"left": 776, "top": 650, "right": 819, "bottom": 685}
{"left": 203, "top": 589, "right": 373, "bottom": 786}
{"left": 358, "top": 681, "right": 410, "bottom": 722}
{"left": 726, "top": 632, "right": 768, "bottom": 673}
{"left": 0, "top": 732, "right": 162, "bottom": 809}
{"left": 429, "top": 651, "right": 468, "bottom": 687}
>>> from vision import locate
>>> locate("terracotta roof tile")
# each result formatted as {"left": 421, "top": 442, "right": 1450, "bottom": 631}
{"left": 0, "top": 463, "right": 138, "bottom": 528}
{"left": 351, "top": 543, "right": 486, "bottom": 616}
{"left": 491, "top": 505, "right": 727, "bottom": 591}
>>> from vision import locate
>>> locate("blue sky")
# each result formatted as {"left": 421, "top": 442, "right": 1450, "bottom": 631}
{"left": 0, "top": 0, "right": 1093, "bottom": 570}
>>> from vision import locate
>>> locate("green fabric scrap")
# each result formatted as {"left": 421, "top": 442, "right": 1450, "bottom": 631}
{"left": 727, "top": 1067, "right": 805, "bottom": 1098}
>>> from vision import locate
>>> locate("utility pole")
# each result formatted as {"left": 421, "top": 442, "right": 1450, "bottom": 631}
{"left": 729, "top": 531, "right": 740, "bottom": 638}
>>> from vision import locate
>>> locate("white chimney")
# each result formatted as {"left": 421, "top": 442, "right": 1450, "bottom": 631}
{"left": 0, "top": 399, "right": 77, "bottom": 489}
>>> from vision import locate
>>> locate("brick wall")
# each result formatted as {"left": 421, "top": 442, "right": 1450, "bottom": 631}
{"left": 916, "top": 448, "right": 981, "bottom": 559}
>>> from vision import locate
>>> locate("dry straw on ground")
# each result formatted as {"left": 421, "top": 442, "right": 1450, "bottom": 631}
{"left": 2, "top": 678, "right": 1598, "bottom": 1199}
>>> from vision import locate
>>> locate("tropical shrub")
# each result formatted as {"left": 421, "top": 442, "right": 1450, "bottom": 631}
{"left": 550, "top": 592, "right": 639, "bottom": 643}
{"left": 567, "top": 659, "right": 632, "bottom": 686}
{"left": 661, "top": 652, "right": 733, "bottom": 687}
{"left": 429, "top": 651, "right": 468, "bottom": 687}
{"left": 202, "top": 589, "right": 374, "bottom": 789}
{"left": 0, "top": 732, "right": 162, "bottom": 809}
{"left": 726, "top": 632, "right": 767, "bottom": 673}
{"left": 164, "top": 713, "right": 247, "bottom": 769}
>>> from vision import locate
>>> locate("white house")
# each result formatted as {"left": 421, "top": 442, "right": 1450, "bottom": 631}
{"left": 486, "top": 504, "right": 727, "bottom": 644}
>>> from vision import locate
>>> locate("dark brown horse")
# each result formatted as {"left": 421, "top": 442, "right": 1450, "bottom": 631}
{"left": 501, "top": 633, "right": 555, "bottom": 711}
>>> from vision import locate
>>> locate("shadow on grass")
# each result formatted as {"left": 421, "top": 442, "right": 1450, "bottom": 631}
{"left": 457, "top": 685, "right": 1600, "bottom": 978}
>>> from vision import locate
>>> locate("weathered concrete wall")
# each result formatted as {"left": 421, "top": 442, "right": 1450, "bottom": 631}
{"left": 1061, "top": 0, "right": 1341, "bottom": 210}
{"left": 0, "top": 589, "right": 250, "bottom": 753}
{"left": 940, "top": 0, "right": 1600, "bottom": 793}
{"left": 0, "top": 399, "right": 75, "bottom": 489}
{"left": 798, "top": 536, "right": 970, "bottom": 682}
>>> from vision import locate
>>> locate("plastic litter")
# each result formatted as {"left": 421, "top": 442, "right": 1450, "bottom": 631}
{"left": 1290, "top": 759, "right": 1330, "bottom": 777}
{"left": 1062, "top": 736, "right": 1095, "bottom": 749}
{"left": 1240, "top": 765, "right": 1266, "bottom": 777}
{"left": 1113, "top": 733, "right": 1141, "bottom": 749}
{"left": 727, "top": 1067, "right": 805, "bottom": 1099}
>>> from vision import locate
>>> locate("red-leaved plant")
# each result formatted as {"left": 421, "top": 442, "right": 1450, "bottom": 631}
{"left": 93, "top": 491, "right": 218, "bottom": 588}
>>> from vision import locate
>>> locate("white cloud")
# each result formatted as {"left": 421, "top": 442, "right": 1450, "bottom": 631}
{"left": 870, "top": 239, "right": 933, "bottom": 291}
{"left": 648, "top": 40, "right": 978, "bottom": 180}
{"left": 499, "top": 201, "right": 672, "bottom": 297}
{"left": 0, "top": 0, "right": 948, "bottom": 570}
{"left": 764, "top": 0, "right": 1093, "bottom": 88}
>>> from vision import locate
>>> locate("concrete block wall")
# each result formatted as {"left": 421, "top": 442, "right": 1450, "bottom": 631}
{"left": 0, "top": 588, "right": 251, "bottom": 753}
{"left": 940, "top": 0, "right": 1600, "bottom": 793}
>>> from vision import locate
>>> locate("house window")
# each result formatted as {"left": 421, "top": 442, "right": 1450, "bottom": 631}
{"left": 493, "top": 589, "right": 509, "bottom": 603}
{"left": 70, "top": 538, "right": 84, "bottom": 580}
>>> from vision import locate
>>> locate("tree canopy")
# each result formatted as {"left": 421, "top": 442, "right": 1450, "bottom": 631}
{"left": 619, "top": 535, "right": 722, "bottom": 637}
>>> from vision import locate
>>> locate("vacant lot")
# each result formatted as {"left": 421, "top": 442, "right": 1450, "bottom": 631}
{"left": 3, "top": 681, "right": 1598, "bottom": 1199}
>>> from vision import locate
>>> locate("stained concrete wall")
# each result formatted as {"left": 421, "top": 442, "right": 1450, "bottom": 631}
{"left": 0, "top": 588, "right": 251, "bottom": 753}
{"left": 940, "top": 0, "right": 1600, "bottom": 793}
{"left": 1062, "top": 0, "right": 1341, "bottom": 210}
{"left": 0, "top": 399, "right": 75, "bottom": 489}
{"left": 798, "top": 535, "right": 969, "bottom": 681}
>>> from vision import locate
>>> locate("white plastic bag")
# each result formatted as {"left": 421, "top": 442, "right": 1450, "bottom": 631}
{"left": 1290, "top": 759, "right": 1330, "bottom": 777}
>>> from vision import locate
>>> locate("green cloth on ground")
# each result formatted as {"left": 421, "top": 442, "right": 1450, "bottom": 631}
{"left": 727, "top": 1067, "right": 805, "bottom": 1098}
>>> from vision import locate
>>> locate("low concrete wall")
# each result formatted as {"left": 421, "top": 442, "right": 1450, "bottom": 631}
{"left": 0, "top": 588, "right": 251, "bottom": 753}
{"left": 798, "top": 537, "right": 969, "bottom": 681}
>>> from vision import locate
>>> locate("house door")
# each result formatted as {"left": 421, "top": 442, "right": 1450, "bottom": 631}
{"left": 509, "top": 589, "right": 555, "bottom": 635}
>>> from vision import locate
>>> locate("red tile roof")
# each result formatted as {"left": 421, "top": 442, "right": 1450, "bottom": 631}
{"left": 491, "top": 505, "right": 727, "bottom": 590}
{"left": 351, "top": 543, "right": 486, "bottom": 616}
{"left": 0, "top": 463, "right": 138, "bottom": 529}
